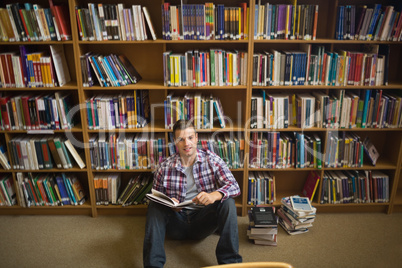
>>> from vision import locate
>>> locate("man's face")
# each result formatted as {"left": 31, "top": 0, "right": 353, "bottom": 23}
{"left": 174, "top": 127, "right": 198, "bottom": 161}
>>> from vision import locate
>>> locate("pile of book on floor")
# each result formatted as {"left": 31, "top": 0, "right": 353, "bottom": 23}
{"left": 247, "top": 206, "right": 278, "bottom": 246}
{"left": 277, "top": 195, "right": 316, "bottom": 235}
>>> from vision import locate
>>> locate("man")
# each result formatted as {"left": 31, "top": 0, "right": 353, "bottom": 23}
{"left": 143, "top": 120, "right": 242, "bottom": 267}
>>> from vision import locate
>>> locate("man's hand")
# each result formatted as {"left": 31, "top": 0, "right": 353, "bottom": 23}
{"left": 192, "top": 191, "right": 223, "bottom": 206}
{"left": 171, "top": 198, "right": 182, "bottom": 212}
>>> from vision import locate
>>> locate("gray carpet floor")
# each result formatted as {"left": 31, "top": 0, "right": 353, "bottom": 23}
{"left": 0, "top": 213, "right": 401, "bottom": 268}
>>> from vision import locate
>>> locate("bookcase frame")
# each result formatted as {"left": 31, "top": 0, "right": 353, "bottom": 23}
{"left": 0, "top": 0, "right": 401, "bottom": 217}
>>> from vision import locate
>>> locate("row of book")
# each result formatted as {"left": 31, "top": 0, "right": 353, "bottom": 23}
{"left": 247, "top": 171, "right": 276, "bottom": 205}
{"left": 75, "top": 4, "right": 156, "bottom": 41}
{"left": 278, "top": 196, "right": 316, "bottom": 235}
{"left": 0, "top": 45, "right": 71, "bottom": 88}
{"left": 163, "top": 49, "right": 248, "bottom": 87}
{"left": 252, "top": 44, "right": 389, "bottom": 87}
{"left": 165, "top": 93, "right": 226, "bottom": 130}
{"left": 325, "top": 132, "right": 375, "bottom": 169}
{"left": 162, "top": 3, "right": 249, "bottom": 40}
{"left": 254, "top": 3, "right": 319, "bottom": 41}
{"left": 335, "top": 4, "right": 402, "bottom": 41}
{"left": 88, "top": 134, "right": 166, "bottom": 171}
{"left": 85, "top": 91, "right": 150, "bottom": 130}
{"left": 247, "top": 206, "right": 278, "bottom": 246}
{"left": 8, "top": 135, "right": 85, "bottom": 171}
{"left": 94, "top": 173, "right": 152, "bottom": 206}
{"left": 16, "top": 172, "right": 86, "bottom": 207}
{"left": 0, "top": 174, "right": 16, "bottom": 206}
{"left": 249, "top": 132, "right": 322, "bottom": 169}
{"left": 250, "top": 89, "right": 402, "bottom": 130}
{"left": 0, "top": 92, "right": 75, "bottom": 131}
{"left": 320, "top": 170, "right": 390, "bottom": 204}
{"left": 0, "top": 1, "right": 71, "bottom": 42}
{"left": 80, "top": 53, "right": 142, "bottom": 87}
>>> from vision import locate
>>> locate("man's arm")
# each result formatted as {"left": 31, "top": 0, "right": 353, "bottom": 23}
{"left": 192, "top": 191, "right": 223, "bottom": 206}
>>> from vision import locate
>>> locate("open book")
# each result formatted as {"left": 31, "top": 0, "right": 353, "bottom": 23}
{"left": 146, "top": 189, "right": 203, "bottom": 209}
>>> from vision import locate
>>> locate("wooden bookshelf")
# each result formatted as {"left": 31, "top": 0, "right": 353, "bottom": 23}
{"left": 0, "top": 0, "right": 401, "bottom": 217}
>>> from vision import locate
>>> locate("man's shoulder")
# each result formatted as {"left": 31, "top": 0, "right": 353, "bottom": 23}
{"left": 198, "top": 149, "right": 224, "bottom": 164}
{"left": 158, "top": 153, "right": 179, "bottom": 169}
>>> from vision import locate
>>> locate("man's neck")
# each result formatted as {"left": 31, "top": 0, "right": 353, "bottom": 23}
{"left": 180, "top": 154, "right": 197, "bottom": 167}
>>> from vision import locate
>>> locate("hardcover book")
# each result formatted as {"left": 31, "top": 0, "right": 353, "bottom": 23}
{"left": 250, "top": 206, "right": 277, "bottom": 227}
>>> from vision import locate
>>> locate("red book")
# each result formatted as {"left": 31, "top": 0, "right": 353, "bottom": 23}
{"left": 21, "top": 95, "right": 31, "bottom": 130}
{"left": 0, "top": 96, "right": 11, "bottom": 130}
{"left": 18, "top": 9, "right": 31, "bottom": 41}
{"left": 302, "top": 171, "right": 320, "bottom": 201}
{"left": 51, "top": 2, "right": 72, "bottom": 41}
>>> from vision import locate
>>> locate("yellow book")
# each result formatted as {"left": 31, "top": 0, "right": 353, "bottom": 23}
{"left": 245, "top": 7, "right": 249, "bottom": 40}
{"left": 229, "top": 53, "right": 233, "bottom": 85}
{"left": 133, "top": 90, "right": 137, "bottom": 128}
{"left": 285, "top": 5, "right": 290, "bottom": 39}
{"left": 238, "top": 7, "right": 241, "bottom": 39}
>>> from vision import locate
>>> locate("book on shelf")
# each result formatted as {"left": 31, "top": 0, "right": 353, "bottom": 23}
{"left": 81, "top": 53, "right": 142, "bottom": 87}
{"left": 247, "top": 171, "right": 275, "bottom": 205}
{"left": 0, "top": 92, "right": 76, "bottom": 130}
{"left": 302, "top": 171, "right": 320, "bottom": 201}
{"left": 89, "top": 133, "right": 166, "bottom": 171}
{"left": 8, "top": 135, "right": 85, "bottom": 170}
{"left": 0, "top": 174, "right": 17, "bottom": 206}
{"left": 320, "top": 170, "right": 389, "bottom": 204}
{"left": 335, "top": 4, "right": 402, "bottom": 41}
{"left": 48, "top": 0, "right": 71, "bottom": 41}
{"left": 49, "top": 45, "right": 71, "bottom": 87}
{"left": 85, "top": 91, "right": 149, "bottom": 130}
{"left": 249, "top": 132, "right": 322, "bottom": 170}
{"left": 161, "top": 3, "right": 249, "bottom": 41}
{"left": 163, "top": 49, "right": 248, "bottom": 87}
{"left": 75, "top": 3, "right": 156, "bottom": 41}
{"left": 16, "top": 172, "right": 86, "bottom": 207}
{"left": 0, "top": 143, "right": 11, "bottom": 170}
{"left": 363, "top": 137, "right": 380, "bottom": 166}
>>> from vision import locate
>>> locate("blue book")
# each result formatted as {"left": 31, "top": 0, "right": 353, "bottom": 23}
{"left": 55, "top": 176, "right": 70, "bottom": 205}
{"left": 102, "top": 57, "right": 120, "bottom": 86}
{"left": 62, "top": 173, "right": 77, "bottom": 205}
{"left": 43, "top": 8, "right": 57, "bottom": 40}
{"left": 254, "top": 4, "right": 259, "bottom": 39}
{"left": 367, "top": 4, "right": 381, "bottom": 40}
{"left": 90, "top": 56, "right": 107, "bottom": 87}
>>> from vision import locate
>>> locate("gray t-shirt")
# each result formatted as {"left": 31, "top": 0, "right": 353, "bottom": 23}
{"left": 183, "top": 165, "right": 198, "bottom": 203}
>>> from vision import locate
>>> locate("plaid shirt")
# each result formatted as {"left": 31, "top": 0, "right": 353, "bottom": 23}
{"left": 153, "top": 149, "right": 240, "bottom": 203}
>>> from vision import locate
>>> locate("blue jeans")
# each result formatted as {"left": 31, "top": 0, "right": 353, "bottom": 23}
{"left": 143, "top": 198, "right": 242, "bottom": 267}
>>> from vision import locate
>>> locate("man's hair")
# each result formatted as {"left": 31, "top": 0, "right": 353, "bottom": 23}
{"left": 172, "top": 120, "right": 196, "bottom": 137}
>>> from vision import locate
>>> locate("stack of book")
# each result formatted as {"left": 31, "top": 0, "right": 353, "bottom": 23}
{"left": 277, "top": 196, "right": 316, "bottom": 235}
{"left": 247, "top": 206, "right": 278, "bottom": 246}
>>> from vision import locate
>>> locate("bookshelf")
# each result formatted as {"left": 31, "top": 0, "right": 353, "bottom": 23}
{"left": 0, "top": 0, "right": 401, "bottom": 217}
